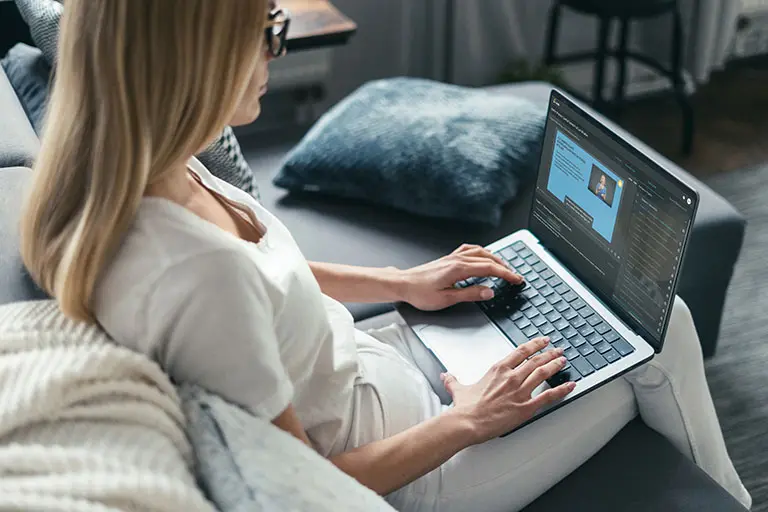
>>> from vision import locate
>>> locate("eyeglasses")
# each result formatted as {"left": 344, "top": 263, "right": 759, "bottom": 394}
{"left": 265, "top": 8, "right": 290, "bottom": 58}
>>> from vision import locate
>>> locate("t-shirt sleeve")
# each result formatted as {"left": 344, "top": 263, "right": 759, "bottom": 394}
{"left": 147, "top": 250, "right": 293, "bottom": 420}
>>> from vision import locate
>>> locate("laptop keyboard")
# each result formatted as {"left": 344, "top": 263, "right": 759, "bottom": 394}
{"left": 455, "top": 241, "right": 635, "bottom": 386}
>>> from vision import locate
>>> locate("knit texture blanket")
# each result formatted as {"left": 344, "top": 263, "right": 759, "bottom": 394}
{"left": 0, "top": 300, "right": 214, "bottom": 512}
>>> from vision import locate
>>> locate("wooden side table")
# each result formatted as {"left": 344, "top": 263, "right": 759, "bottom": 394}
{"left": 283, "top": 0, "right": 357, "bottom": 52}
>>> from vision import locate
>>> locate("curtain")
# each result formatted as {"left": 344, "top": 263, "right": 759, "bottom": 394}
{"left": 439, "top": 0, "right": 740, "bottom": 89}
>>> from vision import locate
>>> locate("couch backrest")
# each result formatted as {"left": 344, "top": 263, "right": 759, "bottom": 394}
{"left": 0, "top": 166, "right": 48, "bottom": 305}
{"left": 0, "top": 67, "right": 39, "bottom": 169}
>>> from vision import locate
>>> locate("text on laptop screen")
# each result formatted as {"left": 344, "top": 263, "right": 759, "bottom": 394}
{"left": 529, "top": 92, "right": 697, "bottom": 350}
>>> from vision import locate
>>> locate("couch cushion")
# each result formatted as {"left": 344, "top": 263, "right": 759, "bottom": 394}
{"left": 521, "top": 418, "right": 748, "bottom": 512}
{"left": 0, "top": 167, "right": 47, "bottom": 305}
{"left": 274, "top": 77, "right": 545, "bottom": 227}
{"left": 0, "top": 68, "right": 39, "bottom": 168}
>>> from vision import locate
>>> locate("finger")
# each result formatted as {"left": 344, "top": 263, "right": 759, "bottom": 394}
{"left": 514, "top": 347, "right": 565, "bottom": 381}
{"left": 458, "top": 247, "right": 507, "bottom": 267}
{"left": 499, "top": 336, "right": 550, "bottom": 369}
{"left": 452, "top": 244, "right": 483, "bottom": 255}
{"left": 441, "top": 372, "right": 462, "bottom": 397}
{"left": 444, "top": 285, "right": 496, "bottom": 304}
{"left": 527, "top": 382, "right": 577, "bottom": 411}
{"left": 452, "top": 260, "right": 523, "bottom": 285}
{"left": 520, "top": 356, "right": 568, "bottom": 396}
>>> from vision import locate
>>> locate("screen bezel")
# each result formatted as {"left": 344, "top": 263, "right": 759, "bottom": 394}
{"left": 528, "top": 89, "right": 699, "bottom": 353}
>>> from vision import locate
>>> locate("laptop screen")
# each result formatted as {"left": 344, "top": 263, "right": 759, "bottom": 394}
{"left": 528, "top": 90, "right": 698, "bottom": 352}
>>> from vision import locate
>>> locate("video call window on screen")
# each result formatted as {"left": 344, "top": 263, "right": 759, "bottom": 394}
{"left": 546, "top": 130, "right": 624, "bottom": 244}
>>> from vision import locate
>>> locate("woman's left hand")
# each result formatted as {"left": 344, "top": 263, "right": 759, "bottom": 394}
{"left": 399, "top": 244, "right": 523, "bottom": 311}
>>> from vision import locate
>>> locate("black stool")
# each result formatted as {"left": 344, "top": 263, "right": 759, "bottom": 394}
{"left": 545, "top": 0, "right": 694, "bottom": 155}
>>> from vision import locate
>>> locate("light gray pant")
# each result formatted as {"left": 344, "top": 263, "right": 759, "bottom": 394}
{"left": 352, "top": 297, "right": 751, "bottom": 512}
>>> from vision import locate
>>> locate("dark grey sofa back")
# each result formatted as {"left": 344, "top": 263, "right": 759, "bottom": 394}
{"left": 0, "top": 68, "right": 38, "bottom": 169}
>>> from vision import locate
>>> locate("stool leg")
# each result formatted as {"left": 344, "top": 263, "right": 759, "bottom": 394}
{"left": 672, "top": 8, "right": 694, "bottom": 155}
{"left": 593, "top": 16, "right": 611, "bottom": 111}
{"left": 613, "top": 17, "right": 630, "bottom": 121}
{"left": 544, "top": 2, "right": 562, "bottom": 66}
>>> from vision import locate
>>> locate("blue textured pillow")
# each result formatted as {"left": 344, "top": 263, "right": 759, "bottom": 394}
{"left": 274, "top": 77, "right": 546, "bottom": 226}
{"left": 0, "top": 43, "right": 51, "bottom": 135}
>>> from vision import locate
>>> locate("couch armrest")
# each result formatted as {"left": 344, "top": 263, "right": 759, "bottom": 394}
{"left": 522, "top": 418, "right": 749, "bottom": 512}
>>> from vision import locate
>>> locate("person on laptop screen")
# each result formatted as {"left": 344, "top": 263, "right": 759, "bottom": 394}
{"left": 595, "top": 174, "right": 608, "bottom": 201}
{"left": 19, "top": 2, "right": 750, "bottom": 511}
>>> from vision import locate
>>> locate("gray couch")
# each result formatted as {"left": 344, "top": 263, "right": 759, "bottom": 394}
{"left": 0, "top": 64, "right": 748, "bottom": 510}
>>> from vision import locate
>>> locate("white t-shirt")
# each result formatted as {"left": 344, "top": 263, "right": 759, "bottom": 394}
{"left": 94, "top": 158, "right": 359, "bottom": 455}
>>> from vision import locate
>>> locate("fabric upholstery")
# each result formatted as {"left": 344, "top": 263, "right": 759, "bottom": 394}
{"left": 522, "top": 418, "right": 748, "bottom": 511}
{"left": 274, "top": 77, "right": 545, "bottom": 226}
{"left": 0, "top": 68, "right": 38, "bottom": 168}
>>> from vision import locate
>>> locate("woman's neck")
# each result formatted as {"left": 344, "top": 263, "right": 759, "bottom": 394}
{"left": 144, "top": 159, "right": 198, "bottom": 207}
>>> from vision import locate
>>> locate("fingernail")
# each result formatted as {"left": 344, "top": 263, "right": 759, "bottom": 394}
{"left": 569, "top": 382, "right": 577, "bottom": 390}
{"left": 558, "top": 357, "right": 567, "bottom": 365}
{"left": 556, "top": 347, "right": 564, "bottom": 355}
{"left": 480, "top": 288, "right": 494, "bottom": 300}
{"left": 541, "top": 336, "right": 550, "bottom": 344}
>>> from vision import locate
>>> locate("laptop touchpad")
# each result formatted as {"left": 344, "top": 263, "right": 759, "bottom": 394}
{"left": 417, "top": 319, "right": 514, "bottom": 386}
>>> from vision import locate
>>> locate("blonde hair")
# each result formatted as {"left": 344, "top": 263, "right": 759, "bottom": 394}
{"left": 20, "top": 0, "right": 269, "bottom": 322}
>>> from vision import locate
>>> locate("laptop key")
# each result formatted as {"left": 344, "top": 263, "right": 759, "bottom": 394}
{"left": 571, "top": 316, "right": 586, "bottom": 329}
{"left": 522, "top": 325, "right": 539, "bottom": 338}
{"left": 512, "top": 241, "right": 526, "bottom": 251}
{"left": 545, "top": 311, "right": 561, "bottom": 323}
{"left": 587, "top": 315, "right": 602, "bottom": 326}
{"left": 540, "top": 286, "right": 555, "bottom": 298}
{"left": 548, "top": 366, "right": 582, "bottom": 386}
{"left": 604, "top": 330, "right": 620, "bottom": 343}
{"left": 524, "top": 308, "right": 539, "bottom": 319}
{"left": 518, "top": 248, "right": 532, "bottom": 259}
{"left": 586, "top": 331, "right": 601, "bottom": 344}
{"left": 603, "top": 348, "right": 621, "bottom": 363}
{"left": 533, "top": 279, "right": 548, "bottom": 290}
{"left": 539, "top": 269, "right": 554, "bottom": 281}
{"left": 551, "top": 297, "right": 566, "bottom": 309}
{"left": 531, "top": 315, "right": 547, "bottom": 327}
{"left": 594, "top": 341, "right": 612, "bottom": 354}
{"left": 570, "top": 356, "right": 595, "bottom": 376}
{"left": 532, "top": 262, "right": 547, "bottom": 273}
{"left": 570, "top": 335, "right": 587, "bottom": 348}
{"left": 540, "top": 323, "right": 555, "bottom": 336}
{"left": 580, "top": 306, "right": 595, "bottom": 318}
{"left": 517, "top": 265, "right": 533, "bottom": 275}
{"left": 548, "top": 277, "right": 563, "bottom": 287}
{"left": 511, "top": 310, "right": 524, "bottom": 321}
{"left": 561, "top": 326, "right": 578, "bottom": 339}
{"left": 563, "top": 291, "right": 579, "bottom": 303}
{"left": 549, "top": 332, "right": 564, "bottom": 344}
{"left": 578, "top": 324, "right": 594, "bottom": 337}
{"left": 538, "top": 303, "right": 554, "bottom": 315}
{"left": 572, "top": 298, "right": 587, "bottom": 311}
{"left": 563, "top": 347, "right": 579, "bottom": 360}
{"left": 595, "top": 322, "right": 611, "bottom": 335}
{"left": 500, "top": 247, "right": 518, "bottom": 261}
{"left": 553, "top": 318, "right": 569, "bottom": 331}
{"left": 531, "top": 295, "right": 546, "bottom": 307}
{"left": 586, "top": 351, "right": 608, "bottom": 370}
{"left": 554, "top": 283, "right": 569, "bottom": 294}
{"left": 514, "top": 317, "right": 531, "bottom": 329}
{"left": 553, "top": 338, "right": 572, "bottom": 350}
{"left": 613, "top": 339, "right": 635, "bottom": 357}
{"left": 577, "top": 343, "right": 595, "bottom": 356}
{"left": 562, "top": 308, "right": 578, "bottom": 321}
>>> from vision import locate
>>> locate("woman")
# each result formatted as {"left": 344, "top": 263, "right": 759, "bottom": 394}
{"left": 20, "top": 2, "right": 750, "bottom": 511}
{"left": 596, "top": 174, "right": 608, "bottom": 201}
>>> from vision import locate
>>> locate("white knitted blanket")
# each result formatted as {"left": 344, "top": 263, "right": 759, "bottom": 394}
{"left": 0, "top": 300, "right": 215, "bottom": 512}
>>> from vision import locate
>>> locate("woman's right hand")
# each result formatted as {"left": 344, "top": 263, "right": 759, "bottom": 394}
{"left": 442, "top": 336, "right": 576, "bottom": 445}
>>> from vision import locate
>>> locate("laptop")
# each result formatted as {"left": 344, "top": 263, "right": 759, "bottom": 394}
{"left": 398, "top": 90, "right": 699, "bottom": 429}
